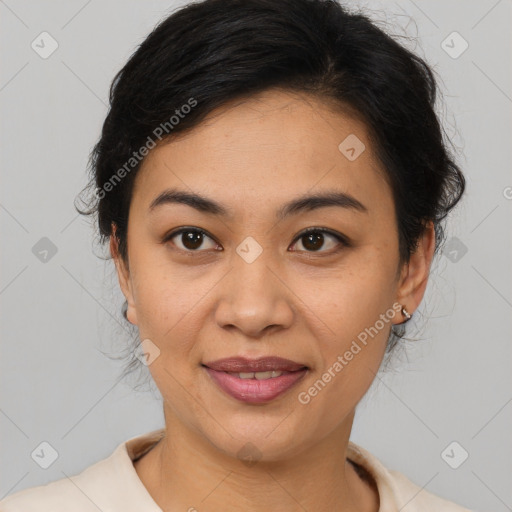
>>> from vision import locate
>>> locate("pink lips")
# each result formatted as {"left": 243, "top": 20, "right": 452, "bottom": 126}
{"left": 202, "top": 356, "right": 308, "bottom": 404}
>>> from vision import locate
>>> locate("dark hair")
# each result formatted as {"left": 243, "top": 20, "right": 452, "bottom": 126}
{"left": 76, "top": 0, "right": 465, "bottom": 383}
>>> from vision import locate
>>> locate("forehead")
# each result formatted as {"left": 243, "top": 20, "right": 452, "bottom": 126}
{"left": 131, "top": 89, "right": 392, "bottom": 218}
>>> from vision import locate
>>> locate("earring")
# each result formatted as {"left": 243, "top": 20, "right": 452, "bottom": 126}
{"left": 400, "top": 305, "right": 412, "bottom": 323}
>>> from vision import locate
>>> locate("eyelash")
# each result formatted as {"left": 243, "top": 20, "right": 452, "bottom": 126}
{"left": 162, "top": 226, "right": 351, "bottom": 256}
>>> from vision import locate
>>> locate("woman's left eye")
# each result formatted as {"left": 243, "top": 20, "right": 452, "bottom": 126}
{"left": 290, "top": 228, "right": 348, "bottom": 254}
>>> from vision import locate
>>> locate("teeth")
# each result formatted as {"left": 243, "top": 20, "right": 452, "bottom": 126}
{"left": 232, "top": 371, "right": 284, "bottom": 380}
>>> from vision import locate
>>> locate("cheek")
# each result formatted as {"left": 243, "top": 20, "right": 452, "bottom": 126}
{"left": 128, "top": 244, "right": 189, "bottom": 322}
{"left": 128, "top": 251, "right": 220, "bottom": 358}
{"left": 313, "top": 288, "right": 392, "bottom": 389}
{"left": 295, "top": 248, "right": 397, "bottom": 381}
{"left": 296, "top": 249, "right": 398, "bottom": 336}
{"left": 294, "top": 276, "right": 394, "bottom": 423}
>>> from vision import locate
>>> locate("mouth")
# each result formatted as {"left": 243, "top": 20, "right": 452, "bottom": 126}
{"left": 201, "top": 356, "right": 309, "bottom": 404}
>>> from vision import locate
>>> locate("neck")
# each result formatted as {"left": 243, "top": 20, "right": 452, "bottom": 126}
{"left": 134, "top": 410, "right": 379, "bottom": 512}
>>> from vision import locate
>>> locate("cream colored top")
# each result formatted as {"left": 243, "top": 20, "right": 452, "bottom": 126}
{"left": 0, "top": 428, "right": 474, "bottom": 511}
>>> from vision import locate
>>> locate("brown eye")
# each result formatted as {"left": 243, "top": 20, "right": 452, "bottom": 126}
{"left": 290, "top": 228, "right": 349, "bottom": 253}
{"left": 165, "top": 228, "right": 219, "bottom": 252}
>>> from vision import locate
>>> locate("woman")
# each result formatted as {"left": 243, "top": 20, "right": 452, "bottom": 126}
{"left": 0, "top": 0, "right": 473, "bottom": 510}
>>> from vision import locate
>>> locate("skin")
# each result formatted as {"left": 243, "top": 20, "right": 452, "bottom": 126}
{"left": 111, "top": 88, "right": 436, "bottom": 512}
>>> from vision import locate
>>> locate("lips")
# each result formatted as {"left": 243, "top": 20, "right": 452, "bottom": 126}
{"left": 203, "top": 367, "right": 308, "bottom": 403}
{"left": 202, "top": 356, "right": 308, "bottom": 373}
{"left": 202, "top": 356, "right": 309, "bottom": 403}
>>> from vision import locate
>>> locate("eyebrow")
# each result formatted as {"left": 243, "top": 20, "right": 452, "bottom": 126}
{"left": 148, "top": 187, "right": 368, "bottom": 219}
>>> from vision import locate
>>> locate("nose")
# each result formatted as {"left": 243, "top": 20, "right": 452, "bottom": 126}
{"left": 214, "top": 248, "right": 294, "bottom": 339}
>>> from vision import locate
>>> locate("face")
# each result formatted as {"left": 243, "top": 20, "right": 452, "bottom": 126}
{"left": 112, "top": 88, "right": 434, "bottom": 462}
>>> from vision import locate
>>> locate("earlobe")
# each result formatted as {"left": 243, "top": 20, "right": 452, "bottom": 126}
{"left": 110, "top": 224, "right": 138, "bottom": 325}
{"left": 394, "top": 221, "right": 436, "bottom": 323}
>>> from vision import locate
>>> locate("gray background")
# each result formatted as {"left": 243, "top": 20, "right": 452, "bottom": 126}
{"left": 1, "top": 0, "right": 511, "bottom": 510}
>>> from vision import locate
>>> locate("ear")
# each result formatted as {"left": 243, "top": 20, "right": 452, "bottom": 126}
{"left": 110, "top": 223, "right": 138, "bottom": 325}
{"left": 394, "top": 221, "right": 436, "bottom": 323}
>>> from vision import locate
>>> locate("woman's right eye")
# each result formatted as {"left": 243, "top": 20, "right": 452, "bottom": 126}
{"left": 164, "top": 228, "right": 220, "bottom": 253}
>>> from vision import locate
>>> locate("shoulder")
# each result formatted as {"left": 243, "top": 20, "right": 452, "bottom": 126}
{"left": 0, "top": 441, "right": 127, "bottom": 512}
{"left": 386, "top": 468, "right": 475, "bottom": 511}
{"left": 0, "top": 429, "right": 165, "bottom": 512}
{"left": 347, "top": 441, "right": 475, "bottom": 512}
{"left": 0, "top": 476, "right": 89, "bottom": 512}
